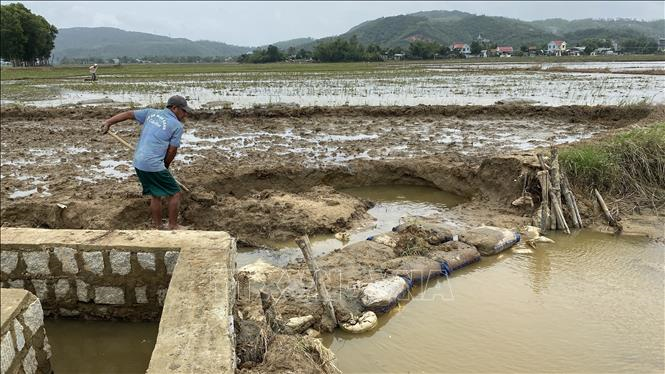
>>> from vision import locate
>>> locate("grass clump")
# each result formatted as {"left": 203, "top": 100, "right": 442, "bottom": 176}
{"left": 560, "top": 122, "right": 665, "bottom": 212}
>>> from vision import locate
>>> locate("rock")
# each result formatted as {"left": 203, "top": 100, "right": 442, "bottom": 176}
{"left": 334, "top": 232, "right": 350, "bottom": 242}
{"left": 368, "top": 232, "right": 397, "bottom": 248}
{"left": 340, "top": 311, "right": 378, "bottom": 334}
{"left": 283, "top": 315, "right": 315, "bottom": 334}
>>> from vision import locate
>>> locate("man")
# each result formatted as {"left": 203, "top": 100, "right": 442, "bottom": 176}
{"left": 89, "top": 64, "right": 98, "bottom": 81}
{"left": 100, "top": 95, "right": 192, "bottom": 230}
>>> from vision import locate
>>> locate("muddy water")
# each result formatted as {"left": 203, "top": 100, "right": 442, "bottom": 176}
{"left": 323, "top": 231, "right": 665, "bottom": 373}
{"left": 44, "top": 319, "right": 158, "bottom": 374}
{"left": 236, "top": 185, "right": 467, "bottom": 267}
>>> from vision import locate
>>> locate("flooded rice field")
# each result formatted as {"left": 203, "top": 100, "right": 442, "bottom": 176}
{"left": 1, "top": 61, "right": 663, "bottom": 108}
{"left": 324, "top": 230, "right": 664, "bottom": 373}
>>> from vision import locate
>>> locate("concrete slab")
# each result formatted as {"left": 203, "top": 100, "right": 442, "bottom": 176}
{"left": 147, "top": 245, "right": 236, "bottom": 373}
{"left": 1, "top": 288, "right": 31, "bottom": 334}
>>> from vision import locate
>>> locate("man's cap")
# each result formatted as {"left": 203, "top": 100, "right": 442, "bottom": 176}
{"left": 166, "top": 95, "right": 193, "bottom": 114}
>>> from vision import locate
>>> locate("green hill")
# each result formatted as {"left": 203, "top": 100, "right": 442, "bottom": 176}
{"left": 300, "top": 10, "right": 664, "bottom": 50}
{"left": 52, "top": 27, "right": 252, "bottom": 62}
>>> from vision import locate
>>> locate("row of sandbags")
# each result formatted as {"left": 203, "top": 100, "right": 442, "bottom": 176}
{"left": 362, "top": 223, "right": 521, "bottom": 315}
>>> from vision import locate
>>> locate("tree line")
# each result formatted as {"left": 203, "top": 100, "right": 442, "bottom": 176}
{"left": 0, "top": 3, "right": 58, "bottom": 66}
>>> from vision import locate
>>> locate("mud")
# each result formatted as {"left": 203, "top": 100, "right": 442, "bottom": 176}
{"left": 1, "top": 104, "right": 660, "bottom": 245}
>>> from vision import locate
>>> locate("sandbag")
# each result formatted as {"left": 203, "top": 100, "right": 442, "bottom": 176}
{"left": 382, "top": 256, "right": 443, "bottom": 283}
{"left": 361, "top": 276, "right": 409, "bottom": 313}
{"left": 340, "top": 311, "right": 378, "bottom": 334}
{"left": 392, "top": 222, "right": 454, "bottom": 244}
{"left": 367, "top": 232, "right": 398, "bottom": 248}
{"left": 459, "top": 226, "right": 520, "bottom": 256}
{"left": 427, "top": 241, "right": 481, "bottom": 271}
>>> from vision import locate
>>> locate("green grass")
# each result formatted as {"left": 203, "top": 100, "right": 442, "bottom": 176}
{"left": 560, "top": 121, "right": 665, "bottom": 211}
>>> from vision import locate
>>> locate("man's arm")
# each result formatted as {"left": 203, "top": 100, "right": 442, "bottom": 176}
{"left": 164, "top": 145, "right": 178, "bottom": 169}
{"left": 100, "top": 110, "right": 135, "bottom": 134}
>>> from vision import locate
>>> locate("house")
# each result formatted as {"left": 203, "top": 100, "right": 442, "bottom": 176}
{"left": 393, "top": 53, "right": 405, "bottom": 60}
{"left": 659, "top": 38, "right": 665, "bottom": 52}
{"left": 480, "top": 50, "right": 488, "bottom": 58}
{"left": 496, "top": 46, "right": 513, "bottom": 57}
{"left": 591, "top": 48, "right": 614, "bottom": 56}
{"left": 527, "top": 46, "right": 539, "bottom": 56}
{"left": 449, "top": 43, "right": 471, "bottom": 55}
{"left": 568, "top": 46, "right": 586, "bottom": 56}
{"left": 547, "top": 40, "right": 567, "bottom": 56}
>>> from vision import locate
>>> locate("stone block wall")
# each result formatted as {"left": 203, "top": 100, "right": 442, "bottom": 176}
{"left": 1, "top": 245, "right": 179, "bottom": 320}
{"left": 1, "top": 288, "right": 51, "bottom": 374}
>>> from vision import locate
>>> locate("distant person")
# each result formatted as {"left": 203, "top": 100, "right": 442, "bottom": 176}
{"left": 89, "top": 64, "right": 98, "bottom": 81}
{"left": 100, "top": 95, "right": 192, "bottom": 230}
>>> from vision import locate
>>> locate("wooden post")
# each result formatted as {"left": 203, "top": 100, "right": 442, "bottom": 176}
{"left": 549, "top": 148, "right": 564, "bottom": 230}
{"left": 549, "top": 177, "right": 570, "bottom": 234}
{"left": 536, "top": 170, "right": 551, "bottom": 232}
{"left": 594, "top": 189, "right": 623, "bottom": 233}
{"left": 260, "top": 291, "right": 284, "bottom": 333}
{"left": 561, "top": 173, "right": 582, "bottom": 228}
{"left": 295, "top": 235, "right": 338, "bottom": 327}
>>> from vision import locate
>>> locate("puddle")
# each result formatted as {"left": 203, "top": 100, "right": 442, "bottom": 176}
{"left": 45, "top": 319, "right": 158, "bottom": 374}
{"left": 236, "top": 185, "right": 467, "bottom": 267}
{"left": 322, "top": 231, "right": 665, "bottom": 373}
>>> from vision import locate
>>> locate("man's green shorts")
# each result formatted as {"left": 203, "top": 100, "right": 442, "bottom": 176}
{"left": 135, "top": 168, "right": 181, "bottom": 197}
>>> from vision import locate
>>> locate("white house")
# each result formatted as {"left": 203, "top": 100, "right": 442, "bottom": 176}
{"left": 450, "top": 42, "right": 471, "bottom": 55}
{"left": 547, "top": 40, "right": 567, "bottom": 56}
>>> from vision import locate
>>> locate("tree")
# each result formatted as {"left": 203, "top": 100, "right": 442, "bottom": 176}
{"left": 0, "top": 3, "right": 58, "bottom": 66}
{"left": 312, "top": 36, "right": 365, "bottom": 62}
{"left": 470, "top": 41, "right": 482, "bottom": 55}
{"left": 408, "top": 40, "right": 440, "bottom": 59}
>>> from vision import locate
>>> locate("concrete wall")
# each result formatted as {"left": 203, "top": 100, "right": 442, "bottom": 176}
{"left": 1, "top": 240, "right": 179, "bottom": 320}
{"left": 1, "top": 228, "right": 237, "bottom": 373}
{"left": 1, "top": 288, "right": 51, "bottom": 374}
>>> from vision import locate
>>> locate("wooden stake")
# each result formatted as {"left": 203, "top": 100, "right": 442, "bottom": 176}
{"left": 561, "top": 173, "right": 582, "bottom": 228}
{"left": 549, "top": 148, "right": 564, "bottom": 230}
{"left": 295, "top": 235, "right": 338, "bottom": 327}
{"left": 536, "top": 170, "right": 551, "bottom": 232}
{"left": 594, "top": 189, "right": 623, "bottom": 233}
{"left": 549, "top": 178, "right": 570, "bottom": 234}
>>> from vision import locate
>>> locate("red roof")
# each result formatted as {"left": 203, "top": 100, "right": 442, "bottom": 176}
{"left": 452, "top": 43, "right": 467, "bottom": 49}
{"left": 496, "top": 46, "right": 513, "bottom": 53}
{"left": 551, "top": 40, "right": 565, "bottom": 46}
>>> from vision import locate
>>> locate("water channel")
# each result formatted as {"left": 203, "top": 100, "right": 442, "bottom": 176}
{"left": 43, "top": 185, "right": 664, "bottom": 373}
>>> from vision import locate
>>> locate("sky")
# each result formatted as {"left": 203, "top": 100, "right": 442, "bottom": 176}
{"left": 9, "top": 1, "right": 665, "bottom": 47}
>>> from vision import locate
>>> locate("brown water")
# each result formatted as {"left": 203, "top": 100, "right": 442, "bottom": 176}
{"left": 323, "top": 230, "right": 665, "bottom": 373}
{"left": 236, "top": 185, "right": 467, "bottom": 267}
{"left": 44, "top": 319, "right": 158, "bottom": 374}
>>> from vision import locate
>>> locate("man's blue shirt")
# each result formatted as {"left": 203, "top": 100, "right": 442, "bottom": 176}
{"left": 132, "top": 108, "right": 184, "bottom": 172}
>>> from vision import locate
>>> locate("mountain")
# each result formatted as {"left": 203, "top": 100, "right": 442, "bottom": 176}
{"left": 52, "top": 27, "right": 252, "bottom": 62}
{"left": 266, "top": 37, "right": 315, "bottom": 50}
{"left": 530, "top": 18, "right": 665, "bottom": 39}
{"left": 295, "top": 10, "right": 664, "bottom": 50}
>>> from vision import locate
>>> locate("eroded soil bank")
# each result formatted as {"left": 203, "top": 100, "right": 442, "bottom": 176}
{"left": 1, "top": 104, "right": 660, "bottom": 245}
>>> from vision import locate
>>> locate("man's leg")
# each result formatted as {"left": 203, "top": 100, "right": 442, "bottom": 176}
{"left": 150, "top": 196, "right": 162, "bottom": 229}
{"left": 167, "top": 192, "right": 182, "bottom": 229}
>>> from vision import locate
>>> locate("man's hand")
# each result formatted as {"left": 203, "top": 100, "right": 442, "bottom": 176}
{"left": 100, "top": 121, "right": 111, "bottom": 134}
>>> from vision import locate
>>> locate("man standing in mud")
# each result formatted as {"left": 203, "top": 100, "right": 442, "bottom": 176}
{"left": 100, "top": 95, "right": 191, "bottom": 230}
{"left": 89, "top": 64, "right": 98, "bottom": 81}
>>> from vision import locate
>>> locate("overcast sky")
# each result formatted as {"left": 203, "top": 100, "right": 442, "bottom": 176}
{"left": 10, "top": 1, "right": 665, "bottom": 46}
